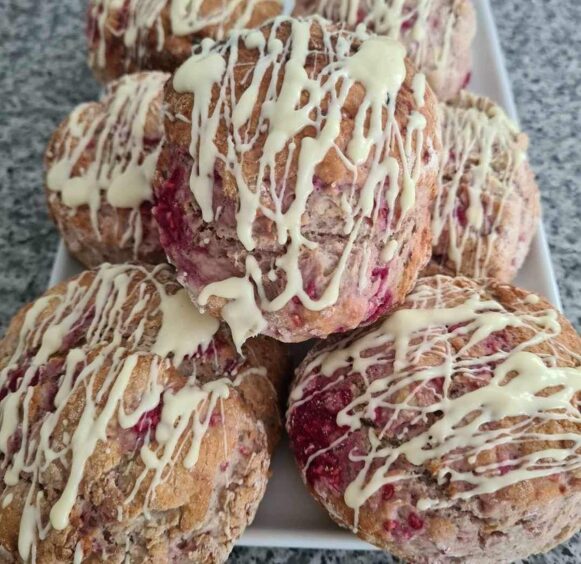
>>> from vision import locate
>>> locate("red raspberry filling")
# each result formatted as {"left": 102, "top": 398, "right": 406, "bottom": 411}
{"left": 86, "top": 3, "right": 101, "bottom": 45}
{"left": 154, "top": 157, "right": 230, "bottom": 291}
{"left": 373, "top": 405, "right": 395, "bottom": 428}
{"left": 312, "top": 175, "right": 325, "bottom": 190}
{"left": 306, "top": 451, "right": 343, "bottom": 492}
{"left": 154, "top": 166, "right": 187, "bottom": 246}
{"left": 360, "top": 265, "right": 393, "bottom": 324}
{"left": 377, "top": 206, "right": 390, "bottom": 229}
{"left": 383, "top": 512, "right": 424, "bottom": 542}
{"left": 1, "top": 355, "right": 66, "bottom": 402}
{"left": 289, "top": 383, "right": 353, "bottom": 489}
{"left": 132, "top": 403, "right": 162, "bottom": 436}
{"left": 449, "top": 321, "right": 468, "bottom": 332}
{"left": 1, "top": 307, "right": 94, "bottom": 403}
{"left": 305, "top": 279, "right": 319, "bottom": 300}
{"left": 462, "top": 72, "right": 473, "bottom": 89}
{"left": 480, "top": 331, "right": 511, "bottom": 355}
{"left": 497, "top": 464, "right": 515, "bottom": 476}
{"left": 371, "top": 266, "right": 389, "bottom": 281}
{"left": 382, "top": 484, "right": 395, "bottom": 501}
{"left": 427, "top": 376, "right": 445, "bottom": 394}
{"left": 290, "top": 278, "right": 320, "bottom": 304}
{"left": 142, "top": 135, "right": 162, "bottom": 151}
{"left": 365, "top": 282, "right": 393, "bottom": 325}
{"left": 115, "top": 1, "right": 131, "bottom": 32}
{"left": 455, "top": 204, "right": 468, "bottom": 228}
{"left": 408, "top": 512, "right": 424, "bottom": 530}
{"left": 401, "top": 14, "right": 418, "bottom": 33}
{"left": 209, "top": 411, "right": 222, "bottom": 427}
{"left": 0, "top": 365, "right": 29, "bottom": 400}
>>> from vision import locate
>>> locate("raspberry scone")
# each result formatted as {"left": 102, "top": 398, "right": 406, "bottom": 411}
{"left": 287, "top": 275, "right": 581, "bottom": 562}
{"left": 45, "top": 72, "right": 169, "bottom": 268}
{"left": 293, "top": 0, "right": 476, "bottom": 101}
{"left": 0, "top": 263, "right": 287, "bottom": 563}
{"left": 87, "top": 0, "right": 284, "bottom": 82}
{"left": 427, "top": 91, "right": 541, "bottom": 281}
{"left": 154, "top": 16, "right": 441, "bottom": 348}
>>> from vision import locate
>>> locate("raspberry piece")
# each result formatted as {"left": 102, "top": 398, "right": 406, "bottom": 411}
{"left": 133, "top": 403, "right": 162, "bottom": 436}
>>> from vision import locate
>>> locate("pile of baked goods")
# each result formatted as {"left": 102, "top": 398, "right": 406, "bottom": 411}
{"left": 1, "top": 0, "right": 579, "bottom": 562}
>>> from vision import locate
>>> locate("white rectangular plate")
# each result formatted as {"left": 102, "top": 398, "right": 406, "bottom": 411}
{"left": 49, "top": 0, "right": 562, "bottom": 551}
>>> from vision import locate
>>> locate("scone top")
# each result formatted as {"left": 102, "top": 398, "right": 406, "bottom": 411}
{"left": 429, "top": 91, "right": 540, "bottom": 281}
{"left": 156, "top": 15, "right": 441, "bottom": 348}
{"left": 293, "top": 0, "right": 477, "bottom": 100}
{"left": 44, "top": 71, "right": 169, "bottom": 267}
{"left": 46, "top": 72, "right": 167, "bottom": 212}
{"left": 0, "top": 264, "right": 282, "bottom": 562}
{"left": 288, "top": 275, "right": 581, "bottom": 555}
{"left": 88, "top": 0, "right": 284, "bottom": 80}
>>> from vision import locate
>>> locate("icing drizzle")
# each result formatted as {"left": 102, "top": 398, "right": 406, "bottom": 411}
{"left": 0, "top": 264, "right": 243, "bottom": 561}
{"left": 289, "top": 276, "right": 581, "bottom": 527}
{"left": 301, "top": 0, "right": 458, "bottom": 82}
{"left": 432, "top": 92, "right": 530, "bottom": 277}
{"left": 170, "top": 16, "right": 432, "bottom": 349}
{"left": 88, "top": 0, "right": 283, "bottom": 72}
{"left": 46, "top": 72, "right": 168, "bottom": 258}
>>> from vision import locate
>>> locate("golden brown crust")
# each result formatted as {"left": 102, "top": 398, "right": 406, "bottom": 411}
{"left": 155, "top": 17, "right": 441, "bottom": 343}
{"left": 44, "top": 72, "right": 169, "bottom": 268}
{"left": 87, "top": 0, "right": 284, "bottom": 83}
{"left": 428, "top": 0, "right": 476, "bottom": 101}
{"left": 0, "top": 264, "right": 288, "bottom": 562}
{"left": 288, "top": 275, "right": 581, "bottom": 562}
{"left": 292, "top": 0, "right": 477, "bottom": 101}
{"left": 426, "top": 91, "right": 541, "bottom": 282}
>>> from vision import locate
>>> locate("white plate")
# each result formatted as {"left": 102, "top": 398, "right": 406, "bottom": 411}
{"left": 48, "top": 0, "right": 563, "bottom": 551}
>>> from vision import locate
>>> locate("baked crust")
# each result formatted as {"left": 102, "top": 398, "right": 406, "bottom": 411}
{"left": 425, "top": 91, "right": 541, "bottom": 281}
{"left": 44, "top": 72, "right": 169, "bottom": 268}
{"left": 87, "top": 0, "right": 284, "bottom": 82}
{"left": 288, "top": 275, "right": 581, "bottom": 562}
{"left": 154, "top": 16, "right": 441, "bottom": 345}
{"left": 292, "top": 0, "right": 477, "bottom": 101}
{"left": 0, "top": 263, "right": 288, "bottom": 563}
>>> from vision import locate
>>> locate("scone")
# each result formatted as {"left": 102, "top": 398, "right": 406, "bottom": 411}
{"left": 45, "top": 72, "right": 169, "bottom": 268}
{"left": 154, "top": 16, "right": 441, "bottom": 348}
{"left": 0, "top": 263, "right": 288, "bottom": 563}
{"left": 293, "top": 0, "right": 476, "bottom": 101}
{"left": 87, "top": 0, "right": 284, "bottom": 82}
{"left": 427, "top": 91, "right": 541, "bottom": 281}
{"left": 287, "top": 275, "right": 581, "bottom": 562}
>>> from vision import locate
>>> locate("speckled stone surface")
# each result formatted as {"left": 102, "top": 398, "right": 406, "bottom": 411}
{"left": 0, "top": 0, "right": 579, "bottom": 562}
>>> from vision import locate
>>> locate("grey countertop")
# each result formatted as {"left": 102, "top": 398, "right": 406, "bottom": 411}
{"left": 1, "top": 0, "right": 580, "bottom": 562}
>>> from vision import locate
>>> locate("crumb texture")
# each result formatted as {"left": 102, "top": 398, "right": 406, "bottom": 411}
{"left": 288, "top": 275, "right": 581, "bottom": 562}
{"left": 155, "top": 16, "right": 440, "bottom": 347}
{"left": 0, "top": 263, "right": 284, "bottom": 563}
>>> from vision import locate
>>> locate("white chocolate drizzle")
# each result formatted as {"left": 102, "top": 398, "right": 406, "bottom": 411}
{"left": 0, "top": 264, "right": 233, "bottom": 561}
{"left": 289, "top": 277, "right": 581, "bottom": 527}
{"left": 172, "top": 16, "right": 432, "bottom": 349}
{"left": 304, "top": 0, "right": 458, "bottom": 83}
{"left": 88, "top": 0, "right": 283, "bottom": 73}
{"left": 89, "top": 0, "right": 166, "bottom": 72}
{"left": 432, "top": 93, "right": 529, "bottom": 277}
{"left": 170, "top": 0, "right": 271, "bottom": 37}
{"left": 46, "top": 72, "right": 168, "bottom": 258}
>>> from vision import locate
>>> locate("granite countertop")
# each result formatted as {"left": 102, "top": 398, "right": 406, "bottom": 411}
{"left": 1, "top": 0, "right": 580, "bottom": 562}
